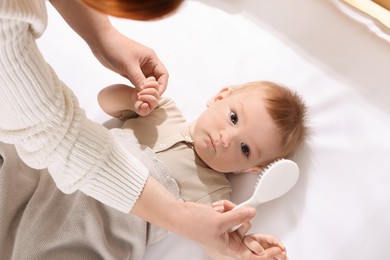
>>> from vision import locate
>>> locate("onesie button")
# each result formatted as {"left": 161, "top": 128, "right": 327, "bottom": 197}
{"left": 159, "top": 143, "right": 167, "bottom": 149}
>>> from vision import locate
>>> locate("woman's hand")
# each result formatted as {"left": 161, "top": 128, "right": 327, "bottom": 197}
{"left": 50, "top": 0, "right": 169, "bottom": 95}
{"left": 205, "top": 200, "right": 288, "bottom": 260}
{"left": 132, "top": 178, "right": 259, "bottom": 257}
{"left": 90, "top": 28, "right": 168, "bottom": 95}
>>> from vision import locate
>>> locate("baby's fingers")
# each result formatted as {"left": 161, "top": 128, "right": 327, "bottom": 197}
{"left": 138, "top": 86, "right": 160, "bottom": 99}
{"left": 138, "top": 94, "right": 159, "bottom": 108}
{"left": 248, "top": 234, "right": 286, "bottom": 251}
{"left": 212, "top": 200, "right": 237, "bottom": 213}
{"left": 243, "top": 236, "right": 265, "bottom": 255}
{"left": 243, "top": 236, "right": 287, "bottom": 259}
{"left": 134, "top": 101, "right": 150, "bottom": 116}
{"left": 136, "top": 87, "right": 159, "bottom": 116}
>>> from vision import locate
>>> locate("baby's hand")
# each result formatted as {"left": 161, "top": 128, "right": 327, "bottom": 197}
{"left": 134, "top": 76, "right": 160, "bottom": 116}
{"left": 243, "top": 234, "right": 287, "bottom": 260}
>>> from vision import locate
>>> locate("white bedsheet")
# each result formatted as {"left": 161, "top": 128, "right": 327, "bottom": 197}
{"left": 38, "top": 0, "right": 390, "bottom": 259}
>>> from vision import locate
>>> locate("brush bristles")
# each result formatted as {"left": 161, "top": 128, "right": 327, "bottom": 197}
{"left": 255, "top": 158, "right": 286, "bottom": 189}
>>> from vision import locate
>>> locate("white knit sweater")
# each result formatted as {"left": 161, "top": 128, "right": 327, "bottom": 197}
{"left": 0, "top": 0, "right": 149, "bottom": 213}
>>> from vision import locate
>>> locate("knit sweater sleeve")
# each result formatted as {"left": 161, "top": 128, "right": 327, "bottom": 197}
{"left": 0, "top": 0, "right": 149, "bottom": 213}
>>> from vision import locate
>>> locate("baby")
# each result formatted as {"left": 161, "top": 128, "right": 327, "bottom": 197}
{"left": 98, "top": 77, "right": 308, "bottom": 258}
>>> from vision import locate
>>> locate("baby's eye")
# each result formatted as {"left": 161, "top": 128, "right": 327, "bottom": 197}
{"left": 241, "top": 143, "right": 250, "bottom": 157}
{"left": 230, "top": 111, "right": 238, "bottom": 125}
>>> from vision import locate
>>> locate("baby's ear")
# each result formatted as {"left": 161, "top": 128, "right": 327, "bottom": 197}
{"left": 206, "top": 87, "right": 233, "bottom": 107}
{"left": 235, "top": 166, "right": 262, "bottom": 174}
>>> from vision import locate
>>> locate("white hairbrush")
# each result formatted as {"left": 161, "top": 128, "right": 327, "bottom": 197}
{"left": 229, "top": 159, "right": 300, "bottom": 232}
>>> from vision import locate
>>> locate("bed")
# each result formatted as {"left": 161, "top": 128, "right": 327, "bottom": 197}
{"left": 37, "top": 0, "right": 390, "bottom": 259}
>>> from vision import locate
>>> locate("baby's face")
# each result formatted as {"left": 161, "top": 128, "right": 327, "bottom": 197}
{"left": 190, "top": 87, "right": 281, "bottom": 173}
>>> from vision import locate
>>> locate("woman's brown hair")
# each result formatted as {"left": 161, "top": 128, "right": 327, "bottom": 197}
{"left": 80, "top": 0, "right": 184, "bottom": 21}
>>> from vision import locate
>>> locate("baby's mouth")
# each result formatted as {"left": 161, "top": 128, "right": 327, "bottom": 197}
{"left": 209, "top": 135, "right": 216, "bottom": 152}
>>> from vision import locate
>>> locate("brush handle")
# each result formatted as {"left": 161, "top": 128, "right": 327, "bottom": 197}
{"left": 232, "top": 197, "right": 257, "bottom": 210}
{"left": 228, "top": 198, "right": 257, "bottom": 232}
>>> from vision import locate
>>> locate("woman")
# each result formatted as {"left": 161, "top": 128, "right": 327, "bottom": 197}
{"left": 0, "top": 0, "right": 286, "bottom": 258}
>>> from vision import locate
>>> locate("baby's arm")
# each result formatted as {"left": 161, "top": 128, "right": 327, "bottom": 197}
{"left": 98, "top": 76, "right": 160, "bottom": 117}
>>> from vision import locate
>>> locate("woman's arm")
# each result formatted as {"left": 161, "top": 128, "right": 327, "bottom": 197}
{"left": 0, "top": 0, "right": 150, "bottom": 213}
{"left": 49, "top": 0, "right": 169, "bottom": 94}
{"left": 133, "top": 177, "right": 258, "bottom": 254}
{"left": 49, "top": 0, "right": 111, "bottom": 45}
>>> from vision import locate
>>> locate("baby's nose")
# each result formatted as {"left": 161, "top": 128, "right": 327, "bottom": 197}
{"left": 220, "top": 130, "right": 236, "bottom": 148}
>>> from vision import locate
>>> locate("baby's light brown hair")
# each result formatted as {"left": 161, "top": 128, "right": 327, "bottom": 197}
{"left": 232, "top": 81, "right": 308, "bottom": 160}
